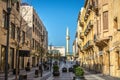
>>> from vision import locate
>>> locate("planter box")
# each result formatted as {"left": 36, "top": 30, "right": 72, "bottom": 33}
{"left": 62, "top": 67, "right": 67, "bottom": 72}
{"left": 25, "top": 67, "right": 30, "bottom": 71}
{"left": 13, "top": 69, "right": 19, "bottom": 75}
{"left": 19, "top": 74, "right": 27, "bottom": 80}
{"left": 35, "top": 69, "right": 39, "bottom": 77}
{"left": 53, "top": 71, "right": 60, "bottom": 76}
{"left": 73, "top": 76, "right": 85, "bottom": 80}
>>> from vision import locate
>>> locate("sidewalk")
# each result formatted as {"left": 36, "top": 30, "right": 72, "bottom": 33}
{"left": 0, "top": 67, "right": 52, "bottom": 80}
{"left": 34, "top": 71, "right": 52, "bottom": 80}
{"left": 83, "top": 68, "right": 120, "bottom": 80}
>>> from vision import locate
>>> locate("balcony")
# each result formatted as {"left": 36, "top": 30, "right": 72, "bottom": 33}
{"left": 88, "top": 40, "right": 94, "bottom": 48}
{"left": 84, "top": 32, "right": 87, "bottom": 36}
{"left": 83, "top": 40, "right": 94, "bottom": 50}
{"left": 80, "top": 32, "right": 84, "bottom": 39}
{"left": 80, "top": 21, "right": 84, "bottom": 27}
{"left": 84, "top": 4, "right": 92, "bottom": 21}
{"left": 95, "top": 35, "right": 110, "bottom": 47}
{"left": 93, "top": 2, "right": 99, "bottom": 16}
{"left": 83, "top": 44, "right": 87, "bottom": 50}
{"left": 87, "top": 20, "right": 93, "bottom": 29}
{"left": 88, "top": 4, "right": 92, "bottom": 11}
{"left": 84, "top": 20, "right": 93, "bottom": 36}
{"left": 84, "top": 15, "right": 88, "bottom": 21}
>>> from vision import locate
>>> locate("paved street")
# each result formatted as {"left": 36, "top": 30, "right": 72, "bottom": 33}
{"left": 53, "top": 61, "right": 74, "bottom": 80}
{"left": 52, "top": 61, "right": 120, "bottom": 80}
{"left": 0, "top": 61, "right": 120, "bottom": 80}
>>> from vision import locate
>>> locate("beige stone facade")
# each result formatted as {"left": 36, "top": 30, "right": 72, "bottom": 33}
{"left": 0, "top": 0, "right": 31, "bottom": 72}
{"left": 0, "top": 1, "right": 48, "bottom": 72}
{"left": 76, "top": 0, "right": 120, "bottom": 78}
{"left": 21, "top": 3, "right": 48, "bottom": 67}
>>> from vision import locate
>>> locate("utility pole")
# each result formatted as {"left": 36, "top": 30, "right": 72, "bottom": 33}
{"left": 5, "top": 0, "right": 11, "bottom": 80}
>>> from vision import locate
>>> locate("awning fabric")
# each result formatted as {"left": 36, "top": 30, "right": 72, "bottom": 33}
{"left": 19, "top": 50, "right": 30, "bottom": 57}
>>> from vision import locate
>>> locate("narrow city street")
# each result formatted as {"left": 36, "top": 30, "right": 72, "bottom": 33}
{"left": 0, "top": 61, "right": 120, "bottom": 80}
{"left": 1, "top": 0, "right": 120, "bottom": 80}
{"left": 52, "top": 61, "right": 105, "bottom": 80}
{"left": 53, "top": 61, "right": 74, "bottom": 80}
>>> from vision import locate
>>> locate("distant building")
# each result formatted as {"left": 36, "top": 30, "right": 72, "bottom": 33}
{"left": 48, "top": 46, "right": 65, "bottom": 57}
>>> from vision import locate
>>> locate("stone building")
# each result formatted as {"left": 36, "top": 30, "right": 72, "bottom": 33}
{"left": 20, "top": 3, "right": 48, "bottom": 67}
{"left": 0, "top": 0, "right": 31, "bottom": 72}
{"left": 76, "top": 0, "right": 120, "bottom": 78}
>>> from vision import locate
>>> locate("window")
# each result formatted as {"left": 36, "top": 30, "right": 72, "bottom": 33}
{"left": 2, "top": 10, "right": 7, "bottom": 28}
{"left": 16, "top": 2, "right": 20, "bottom": 12}
{"left": 33, "top": 15, "right": 34, "bottom": 22}
{"left": 117, "top": 52, "right": 120, "bottom": 69}
{"left": 103, "top": 11, "right": 108, "bottom": 30}
{"left": 32, "top": 39, "right": 34, "bottom": 49}
{"left": 33, "top": 24, "right": 34, "bottom": 32}
{"left": 97, "top": 20, "right": 99, "bottom": 35}
{"left": 10, "top": 48, "right": 14, "bottom": 69}
{"left": 22, "top": 31, "right": 25, "bottom": 44}
{"left": 17, "top": 27, "right": 20, "bottom": 41}
{"left": 11, "top": 23, "right": 15, "bottom": 39}
{"left": 100, "top": 15, "right": 101, "bottom": 32}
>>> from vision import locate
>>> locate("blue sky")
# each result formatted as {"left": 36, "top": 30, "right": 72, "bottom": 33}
{"left": 22, "top": 0, "right": 84, "bottom": 52}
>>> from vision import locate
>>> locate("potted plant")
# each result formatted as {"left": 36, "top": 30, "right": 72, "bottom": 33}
{"left": 73, "top": 67, "right": 85, "bottom": 80}
{"left": 62, "top": 67, "right": 67, "bottom": 72}
{"left": 73, "top": 64, "right": 79, "bottom": 73}
{"left": 53, "top": 65, "right": 60, "bottom": 76}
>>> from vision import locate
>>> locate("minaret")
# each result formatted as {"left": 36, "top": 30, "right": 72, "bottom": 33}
{"left": 66, "top": 27, "right": 70, "bottom": 56}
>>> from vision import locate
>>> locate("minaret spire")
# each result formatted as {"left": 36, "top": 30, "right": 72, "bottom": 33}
{"left": 66, "top": 27, "right": 70, "bottom": 57}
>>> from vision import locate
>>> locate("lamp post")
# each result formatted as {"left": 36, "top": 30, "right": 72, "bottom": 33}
{"left": 5, "top": 0, "right": 11, "bottom": 80}
{"left": 49, "top": 43, "right": 52, "bottom": 71}
{"left": 5, "top": 0, "right": 19, "bottom": 80}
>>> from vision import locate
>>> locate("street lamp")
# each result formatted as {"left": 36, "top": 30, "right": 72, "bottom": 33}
{"left": 5, "top": 0, "right": 11, "bottom": 80}
{"left": 49, "top": 43, "right": 52, "bottom": 71}
{"left": 5, "top": 0, "right": 18, "bottom": 80}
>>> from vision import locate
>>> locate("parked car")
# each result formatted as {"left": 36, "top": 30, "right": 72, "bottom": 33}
{"left": 62, "top": 67, "right": 67, "bottom": 72}
{"left": 69, "top": 67, "right": 73, "bottom": 72}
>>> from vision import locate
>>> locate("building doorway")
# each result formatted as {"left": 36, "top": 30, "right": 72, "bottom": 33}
{"left": 10, "top": 48, "right": 14, "bottom": 70}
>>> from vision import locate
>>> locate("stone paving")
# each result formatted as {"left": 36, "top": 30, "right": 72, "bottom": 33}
{"left": 1, "top": 61, "right": 120, "bottom": 80}
{"left": 0, "top": 67, "right": 51, "bottom": 80}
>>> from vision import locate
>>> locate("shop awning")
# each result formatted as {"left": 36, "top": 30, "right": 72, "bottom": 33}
{"left": 19, "top": 50, "right": 30, "bottom": 57}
